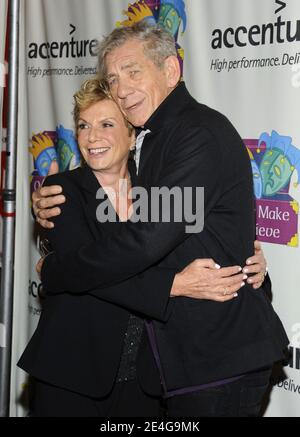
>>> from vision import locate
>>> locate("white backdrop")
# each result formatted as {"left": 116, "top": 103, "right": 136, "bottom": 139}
{"left": 7, "top": 0, "right": 300, "bottom": 417}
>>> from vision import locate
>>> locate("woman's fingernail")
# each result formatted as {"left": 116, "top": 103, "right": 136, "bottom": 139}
{"left": 246, "top": 259, "right": 252, "bottom": 264}
{"left": 243, "top": 268, "right": 249, "bottom": 273}
{"left": 243, "top": 275, "right": 248, "bottom": 280}
{"left": 215, "top": 264, "right": 221, "bottom": 269}
{"left": 233, "top": 292, "right": 238, "bottom": 297}
{"left": 241, "top": 282, "right": 245, "bottom": 287}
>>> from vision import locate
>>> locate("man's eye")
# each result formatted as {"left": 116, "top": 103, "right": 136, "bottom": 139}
{"left": 130, "top": 70, "right": 139, "bottom": 77}
{"left": 108, "top": 78, "right": 117, "bottom": 87}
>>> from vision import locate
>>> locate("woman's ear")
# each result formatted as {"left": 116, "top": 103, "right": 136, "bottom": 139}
{"left": 164, "top": 55, "right": 181, "bottom": 88}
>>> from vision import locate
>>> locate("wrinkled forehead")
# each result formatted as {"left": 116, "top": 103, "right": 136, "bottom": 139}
{"left": 104, "top": 39, "right": 149, "bottom": 74}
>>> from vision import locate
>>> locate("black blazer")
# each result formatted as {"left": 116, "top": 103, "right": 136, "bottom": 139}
{"left": 18, "top": 165, "right": 177, "bottom": 398}
{"left": 41, "top": 83, "right": 289, "bottom": 392}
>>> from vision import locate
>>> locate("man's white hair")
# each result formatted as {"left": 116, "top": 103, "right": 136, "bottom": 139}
{"left": 97, "top": 22, "right": 177, "bottom": 78}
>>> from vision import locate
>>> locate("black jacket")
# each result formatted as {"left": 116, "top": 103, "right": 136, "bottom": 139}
{"left": 40, "top": 82, "right": 289, "bottom": 391}
{"left": 18, "top": 165, "right": 176, "bottom": 397}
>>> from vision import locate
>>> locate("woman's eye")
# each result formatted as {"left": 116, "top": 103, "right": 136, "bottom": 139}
{"left": 78, "top": 123, "right": 87, "bottom": 130}
{"left": 103, "top": 122, "right": 113, "bottom": 128}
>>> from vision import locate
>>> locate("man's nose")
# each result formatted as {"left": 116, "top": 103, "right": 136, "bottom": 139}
{"left": 116, "top": 78, "right": 134, "bottom": 99}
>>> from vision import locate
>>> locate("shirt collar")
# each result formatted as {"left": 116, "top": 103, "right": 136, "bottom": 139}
{"left": 143, "top": 81, "right": 192, "bottom": 132}
{"left": 135, "top": 129, "right": 151, "bottom": 151}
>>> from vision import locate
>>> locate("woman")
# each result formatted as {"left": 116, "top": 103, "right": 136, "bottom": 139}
{"left": 19, "top": 78, "right": 267, "bottom": 417}
{"left": 18, "top": 78, "right": 168, "bottom": 417}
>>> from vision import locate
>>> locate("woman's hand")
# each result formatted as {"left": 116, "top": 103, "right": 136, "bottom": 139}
{"left": 243, "top": 240, "right": 267, "bottom": 289}
{"left": 171, "top": 259, "right": 247, "bottom": 302}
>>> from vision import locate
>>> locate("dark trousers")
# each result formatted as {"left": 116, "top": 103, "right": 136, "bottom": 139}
{"left": 166, "top": 366, "right": 272, "bottom": 417}
{"left": 30, "top": 378, "right": 162, "bottom": 417}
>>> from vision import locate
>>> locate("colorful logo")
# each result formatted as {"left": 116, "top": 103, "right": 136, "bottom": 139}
{"left": 29, "top": 126, "right": 80, "bottom": 194}
{"left": 117, "top": 0, "right": 186, "bottom": 75}
{"left": 244, "top": 131, "right": 300, "bottom": 247}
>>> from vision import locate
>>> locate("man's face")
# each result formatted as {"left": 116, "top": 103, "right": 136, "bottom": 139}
{"left": 105, "top": 39, "right": 172, "bottom": 127}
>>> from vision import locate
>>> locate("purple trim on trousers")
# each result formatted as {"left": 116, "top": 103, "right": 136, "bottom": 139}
{"left": 144, "top": 320, "right": 244, "bottom": 399}
{"left": 145, "top": 320, "right": 168, "bottom": 393}
{"left": 163, "top": 375, "right": 244, "bottom": 398}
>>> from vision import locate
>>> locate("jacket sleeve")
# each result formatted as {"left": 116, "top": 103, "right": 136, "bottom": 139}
{"left": 42, "top": 127, "right": 221, "bottom": 293}
{"left": 42, "top": 173, "right": 176, "bottom": 322}
{"left": 262, "top": 272, "right": 272, "bottom": 297}
{"left": 89, "top": 267, "right": 176, "bottom": 322}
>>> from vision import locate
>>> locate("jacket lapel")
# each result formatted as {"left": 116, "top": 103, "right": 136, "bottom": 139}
{"left": 75, "top": 166, "right": 109, "bottom": 238}
{"left": 76, "top": 165, "right": 127, "bottom": 236}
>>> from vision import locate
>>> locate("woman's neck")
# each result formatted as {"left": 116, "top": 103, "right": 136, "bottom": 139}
{"left": 93, "top": 161, "right": 130, "bottom": 192}
{"left": 93, "top": 161, "right": 132, "bottom": 222}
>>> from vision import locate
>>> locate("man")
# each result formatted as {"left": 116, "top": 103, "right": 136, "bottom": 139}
{"left": 32, "top": 23, "right": 287, "bottom": 416}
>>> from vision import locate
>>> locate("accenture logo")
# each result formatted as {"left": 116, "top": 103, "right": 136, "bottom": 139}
{"left": 288, "top": 324, "right": 300, "bottom": 371}
{"left": 27, "top": 24, "right": 98, "bottom": 60}
{"left": 211, "top": 1, "right": 300, "bottom": 49}
{"left": 289, "top": 346, "right": 300, "bottom": 371}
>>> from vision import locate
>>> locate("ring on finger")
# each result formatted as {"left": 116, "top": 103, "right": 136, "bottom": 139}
{"left": 260, "top": 272, "right": 265, "bottom": 282}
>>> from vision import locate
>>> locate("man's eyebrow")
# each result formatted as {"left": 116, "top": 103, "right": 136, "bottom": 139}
{"left": 106, "top": 62, "right": 141, "bottom": 78}
{"left": 121, "top": 61, "right": 140, "bottom": 70}
{"left": 106, "top": 72, "right": 116, "bottom": 79}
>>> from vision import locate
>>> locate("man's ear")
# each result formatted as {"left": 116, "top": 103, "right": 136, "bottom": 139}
{"left": 164, "top": 55, "right": 181, "bottom": 88}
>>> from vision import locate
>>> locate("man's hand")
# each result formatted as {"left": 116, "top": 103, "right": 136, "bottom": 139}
{"left": 32, "top": 160, "right": 65, "bottom": 229}
{"left": 171, "top": 259, "right": 246, "bottom": 302}
{"left": 243, "top": 240, "right": 267, "bottom": 289}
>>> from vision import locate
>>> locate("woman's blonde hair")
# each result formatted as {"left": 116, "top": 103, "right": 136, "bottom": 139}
{"left": 73, "top": 77, "right": 134, "bottom": 136}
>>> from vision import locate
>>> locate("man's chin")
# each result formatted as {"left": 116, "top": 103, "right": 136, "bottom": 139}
{"left": 127, "top": 116, "right": 147, "bottom": 128}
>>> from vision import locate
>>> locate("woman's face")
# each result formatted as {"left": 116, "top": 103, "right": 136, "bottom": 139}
{"left": 77, "top": 98, "right": 134, "bottom": 173}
